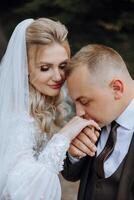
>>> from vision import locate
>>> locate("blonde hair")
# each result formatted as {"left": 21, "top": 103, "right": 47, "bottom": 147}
{"left": 26, "top": 18, "right": 70, "bottom": 57}
{"left": 26, "top": 18, "right": 70, "bottom": 137}
{"left": 66, "top": 44, "right": 130, "bottom": 81}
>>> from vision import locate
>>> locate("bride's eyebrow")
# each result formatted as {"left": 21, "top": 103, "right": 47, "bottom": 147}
{"left": 36, "top": 62, "right": 52, "bottom": 67}
{"left": 59, "top": 59, "right": 69, "bottom": 64}
{"left": 36, "top": 59, "right": 69, "bottom": 67}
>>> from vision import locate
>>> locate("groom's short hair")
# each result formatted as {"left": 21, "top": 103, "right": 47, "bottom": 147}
{"left": 66, "top": 44, "right": 130, "bottom": 80}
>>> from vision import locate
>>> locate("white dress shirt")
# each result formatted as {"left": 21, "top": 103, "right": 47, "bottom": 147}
{"left": 97, "top": 98, "right": 134, "bottom": 177}
{"left": 69, "top": 98, "right": 134, "bottom": 178}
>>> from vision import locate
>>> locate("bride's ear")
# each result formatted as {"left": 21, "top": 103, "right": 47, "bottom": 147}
{"left": 110, "top": 79, "right": 124, "bottom": 100}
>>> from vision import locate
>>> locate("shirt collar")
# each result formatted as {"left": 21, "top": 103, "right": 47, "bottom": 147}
{"left": 116, "top": 98, "right": 134, "bottom": 130}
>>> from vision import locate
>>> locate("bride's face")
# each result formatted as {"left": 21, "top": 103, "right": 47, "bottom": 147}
{"left": 28, "top": 42, "right": 69, "bottom": 96}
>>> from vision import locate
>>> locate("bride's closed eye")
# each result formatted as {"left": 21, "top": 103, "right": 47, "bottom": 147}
{"left": 40, "top": 65, "right": 49, "bottom": 72}
{"left": 59, "top": 62, "right": 68, "bottom": 70}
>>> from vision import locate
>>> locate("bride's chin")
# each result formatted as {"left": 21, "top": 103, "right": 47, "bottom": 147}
{"left": 43, "top": 90, "right": 61, "bottom": 97}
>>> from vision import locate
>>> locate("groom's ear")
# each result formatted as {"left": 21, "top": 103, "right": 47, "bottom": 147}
{"left": 110, "top": 79, "right": 124, "bottom": 100}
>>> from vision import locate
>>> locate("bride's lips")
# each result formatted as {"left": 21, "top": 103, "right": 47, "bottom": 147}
{"left": 47, "top": 82, "right": 63, "bottom": 89}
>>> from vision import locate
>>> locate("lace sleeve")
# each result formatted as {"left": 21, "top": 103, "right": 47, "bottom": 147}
{"left": 1, "top": 114, "right": 70, "bottom": 200}
{"left": 38, "top": 134, "right": 70, "bottom": 173}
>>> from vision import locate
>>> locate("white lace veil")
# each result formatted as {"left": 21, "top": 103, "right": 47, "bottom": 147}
{"left": 0, "top": 19, "right": 34, "bottom": 195}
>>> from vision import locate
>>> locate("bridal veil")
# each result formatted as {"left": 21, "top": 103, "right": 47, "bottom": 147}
{"left": 0, "top": 18, "right": 34, "bottom": 195}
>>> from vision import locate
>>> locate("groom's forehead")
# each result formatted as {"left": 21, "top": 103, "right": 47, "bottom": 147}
{"left": 67, "top": 78, "right": 93, "bottom": 101}
{"left": 67, "top": 64, "right": 90, "bottom": 79}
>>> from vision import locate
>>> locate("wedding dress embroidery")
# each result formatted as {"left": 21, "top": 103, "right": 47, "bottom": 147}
{"left": 1, "top": 113, "right": 70, "bottom": 200}
{"left": 38, "top": 134, "right": 70, "bottom": 173}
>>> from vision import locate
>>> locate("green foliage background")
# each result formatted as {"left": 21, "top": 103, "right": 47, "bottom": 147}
{"left": 0, "top": 0, "right": 134, "bottom": 76}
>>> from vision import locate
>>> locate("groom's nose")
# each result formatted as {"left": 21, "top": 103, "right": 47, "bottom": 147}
{"left": 76, "top": 102, "right": 85, "bottom": 117}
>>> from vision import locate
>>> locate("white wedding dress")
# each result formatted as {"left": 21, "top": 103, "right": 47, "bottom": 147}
{"left": 1, "top": 113, "right": 70, "bottom": 200}
{"left": 0, "top": 19, "right": 71, "bottom": 200}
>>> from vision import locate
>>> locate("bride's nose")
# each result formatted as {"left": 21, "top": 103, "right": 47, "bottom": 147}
{"left": 53, "top": 69, "right": 62, "bottom": 82}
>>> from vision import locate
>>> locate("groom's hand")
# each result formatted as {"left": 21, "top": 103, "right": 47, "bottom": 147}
{"left": 68, "top": 127, "right": 100, "bottom": 158}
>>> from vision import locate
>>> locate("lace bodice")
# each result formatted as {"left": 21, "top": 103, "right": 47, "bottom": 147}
{"left": 1, "top": 113, "right": 70, "bottom": 200}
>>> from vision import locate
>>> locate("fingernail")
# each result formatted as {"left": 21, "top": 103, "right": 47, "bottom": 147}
{"left": 93, "top": 145, "right": 97, "bottom": 151}
{"left": 89, "top": 152, "right": 95, "bottom": 157}
{"left": 92, "top": 152, "right": 95, "bottom": 156}
{"left": 98, "top": 126, "right": 101, "bottom": 130}
{"left": 83, "top": 153, "right": 86, "bottom": 157}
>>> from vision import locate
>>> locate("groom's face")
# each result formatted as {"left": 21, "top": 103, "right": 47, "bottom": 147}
{"left": 67, "top": 65, "right": 117, "bottom": 127}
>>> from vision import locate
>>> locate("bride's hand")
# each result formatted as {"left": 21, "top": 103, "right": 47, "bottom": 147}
{"left": 58, "top": 116, "right": 100, "bottom": 141}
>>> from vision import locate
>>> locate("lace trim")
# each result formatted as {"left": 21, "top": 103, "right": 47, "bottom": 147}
{"left": 38, "top": 134, "right": 70, "bottom": 174}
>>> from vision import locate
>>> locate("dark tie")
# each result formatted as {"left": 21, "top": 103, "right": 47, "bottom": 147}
{"left": 96, "top": 121, "right": 119, "bottom": 178}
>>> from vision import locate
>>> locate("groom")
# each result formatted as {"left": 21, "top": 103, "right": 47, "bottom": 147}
{"left": 62, "top": 44, "right": 134, "bottom": 200}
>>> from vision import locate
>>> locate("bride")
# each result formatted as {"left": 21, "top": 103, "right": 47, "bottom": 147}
{"left": 0, "top": 18, "right": 99, "bottom": 200}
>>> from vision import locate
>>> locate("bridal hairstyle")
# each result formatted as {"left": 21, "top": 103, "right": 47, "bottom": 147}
{"left": 26, "top": 18, "right": 71, "bottom": 136}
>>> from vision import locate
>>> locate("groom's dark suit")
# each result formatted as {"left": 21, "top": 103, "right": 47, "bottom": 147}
{"left": 62, "top": 133, "right": 134, "bottom": 200}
